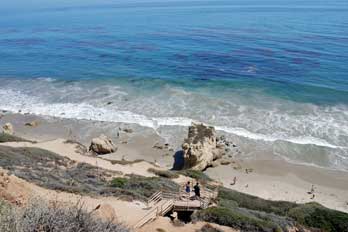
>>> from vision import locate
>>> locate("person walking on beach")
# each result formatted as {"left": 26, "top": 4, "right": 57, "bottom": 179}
{"left": 194, "top": 182, "right": 201, "bottom": 199}
{"left": 231, "top": 176, "right": 237, "bottom": 185}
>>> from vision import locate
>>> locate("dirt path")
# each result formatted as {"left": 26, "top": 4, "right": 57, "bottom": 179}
{"left": 0, "top": 168, "right": 148, "bottom": 225}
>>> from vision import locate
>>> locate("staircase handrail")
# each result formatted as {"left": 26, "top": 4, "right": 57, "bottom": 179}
{"left": 147, "top": 191, "right": 162, "bottom": 205}
{"left": 133, "top": 205, "right": 158, "bottom": 229}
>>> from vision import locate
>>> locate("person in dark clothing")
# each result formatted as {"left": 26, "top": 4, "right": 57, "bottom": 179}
{"left": 194, "top": 182, "right": 201, "bottom": 199}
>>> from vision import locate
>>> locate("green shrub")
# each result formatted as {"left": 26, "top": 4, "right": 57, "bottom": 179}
{"left": 0, "top": 146, "right": 179, "bottom": 202}
{"left": 288, "top": 202, "right": 348, "bottom": 232}
{"left": 110, "top": 178, "right": 128, "bottom": 188}
{"left": 178, "top": 170, "right": 212, "bottom": 182}
{"left": 218, "top": 187, "right": 296, "bottom": 216}
{"left": 148, "top": 168, "right": 179, "bottom": 179}
{"left": 109, "top": 175, "right": 180, "bottom": 201}
{"left": 193, "top": 207, "right": 279, "bottom": 232}
{"left": 217, "top": 187, "right": 348, "bottom": 232}
{"left": 0, "top": 133, "right": 31, "bottom": 143}
{"left": 218, "top": 198, "right": 238, "bottom": 209}
{"left": 108, "top": 159, "right": 144, "bottom": 165}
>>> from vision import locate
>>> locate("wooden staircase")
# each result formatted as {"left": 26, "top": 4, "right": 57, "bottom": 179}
{"left": 133, "top": 188, "right": 217, "bottom": 229}
{"left": 133, "top": 191, "right": 175, "bottom": 229}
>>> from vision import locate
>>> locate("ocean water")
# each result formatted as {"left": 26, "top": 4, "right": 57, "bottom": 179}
{"left": 1, "top": 0, "right": 348, "bottom": 170}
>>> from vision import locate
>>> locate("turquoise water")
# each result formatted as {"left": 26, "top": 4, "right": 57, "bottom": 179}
{"left": 1, "top": 0, "right": 348, "bottom": 169}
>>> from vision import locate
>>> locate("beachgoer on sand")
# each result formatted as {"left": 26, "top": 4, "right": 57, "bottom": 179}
{"left": 231, "top": 176, "right": 237, "bottom": 185}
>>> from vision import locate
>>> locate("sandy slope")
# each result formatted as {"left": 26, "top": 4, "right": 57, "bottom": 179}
{"left": 2, "top": 139, "right": 157, "bottom": 177}
{"left": 138, "top": 217, "right": 239, "bottom": 232}
{"left": 0, "top": 168, "right": 148, "bottom": 226}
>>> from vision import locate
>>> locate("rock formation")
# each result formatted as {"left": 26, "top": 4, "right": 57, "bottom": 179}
{"left": 2, "top": 123, "right": 14, "bottom": 135}
{"left": 89, "top": 134, "right": 117, "bottom": 154}
{"left": 93, "top": 204, "right": 117, "bottom": 221}
{"left": 181, "top": 123, "right": 226, "bottom": 171}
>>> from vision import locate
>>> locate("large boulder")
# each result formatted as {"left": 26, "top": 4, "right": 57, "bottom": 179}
{"left": 182, "top": 123, "right": 225, "bottom": 171}
{"left": 2, "top": 123, "right": 14, "bottom": 135}
{"left": 93, "top": 204, "right": 117, "bottom": 221}
{"left": 89, "top": 134, "right": 117, "bottom": 154}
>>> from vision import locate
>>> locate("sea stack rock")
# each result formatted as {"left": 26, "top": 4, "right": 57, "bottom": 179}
{"left": 182, "top": 123, "right": 225, "bottom": 171}
{"left": 2, "top": 123, "right": 14, "bottom": 135}
{"left": 89, "top": 134, "right": 117, "bottom": 154}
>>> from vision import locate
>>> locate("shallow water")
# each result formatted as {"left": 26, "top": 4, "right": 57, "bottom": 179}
{"left": 1, "top": 0, "right": 348, "bottom": 170}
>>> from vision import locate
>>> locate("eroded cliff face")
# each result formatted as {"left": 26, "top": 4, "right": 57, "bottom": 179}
{"left": 182, "top": 123, "right": 226, "bottom": 171}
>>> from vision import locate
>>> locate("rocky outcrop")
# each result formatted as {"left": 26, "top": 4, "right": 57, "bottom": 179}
{"left": 2, "top": 123, "right": 14, "bottom": 135}
{"left": 182, "top": 123, "right": 226, "bottom": 171}
{"left": 93, "top": 204, "right": 117, "bottom": 221}
{"left": 89, "top": 134, "right": 117, "bottom": 154}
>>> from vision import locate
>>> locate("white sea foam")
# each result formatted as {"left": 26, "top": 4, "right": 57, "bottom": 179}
{"left": 0, "top": 88, "right": 343, "bottom": 150}
{"left": 0, "top": 87, "right": 346, "bottom": 152}
{"left": 215, "top": 126, "right": 342, "bottom": 149}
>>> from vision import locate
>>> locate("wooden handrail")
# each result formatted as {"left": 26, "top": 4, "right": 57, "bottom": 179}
{"left": 134, "top": 186, "right": 217, "bottom": 228}
{"left": 147, "top": 191, "right": 162, "bottom": 205}
{"left": 133, "top": 206, "right": 158, "bottom": 228}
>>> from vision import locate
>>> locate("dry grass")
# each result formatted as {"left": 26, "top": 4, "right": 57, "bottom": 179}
{"left": 0, "top": 198, "right": 129, "bottom": 232}
{"left": 0, "top": 146, "right": 122, "bottom": 196}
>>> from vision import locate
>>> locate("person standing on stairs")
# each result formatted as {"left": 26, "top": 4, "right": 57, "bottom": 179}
{"left": 185, "top": 181, "right": 191, "bottom": 198}
{"left": 194, "top": 182, "right": 201, "bottom": 199}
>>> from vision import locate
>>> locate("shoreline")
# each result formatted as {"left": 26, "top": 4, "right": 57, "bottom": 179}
{"left": 1, "top": 111, "right": 348, "bottom": 213}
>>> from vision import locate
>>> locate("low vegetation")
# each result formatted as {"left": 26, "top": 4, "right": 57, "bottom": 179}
{"left": 0, "top": 145, "right": 120, "bottom": 195}
{"left": 178, "top": 170, "right": 212, "bottom": 182}
{"left": 0, "top": 133, "right": 32, "bottom": 143}
{"left": 288, "top": 202, "right": 348, "bottom": 232}
{"left": 1, "top": 145, "right": 347, "bottom": 232}
{"left": 109, "top": 175, "right": 180, "bottom": 201}
{"left": 193, "top": 207, "right": 283, "bottom": 232}
{"left": 194, "top": 187, "right": 348, "bottom": 232}
{"left": 0, "top": 199, "right": 129, "bottom": 232}
{"left": 108, "top": 159, "right": 144, "bottom": 165}
{"left": 218, "top": 187, "right": 297, "bottom": 216}
{"left": 0, "top": 146, "right": 180, "bottom": 201}
{"left": 148, "top": 168, "right": 179, "bottom": 179}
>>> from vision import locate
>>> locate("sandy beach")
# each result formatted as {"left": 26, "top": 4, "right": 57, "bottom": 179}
{"left": 1, "top": 111, "right": 347, "bottom": 217}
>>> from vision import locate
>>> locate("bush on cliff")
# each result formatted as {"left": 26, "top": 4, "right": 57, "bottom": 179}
{"left": 193, "top": 206, "right": 281, "bottom": 232}
{"left": 288, "top": 202, "right": 348, "bottom": 232}
{"left": 207, "top": 187, "right": 348, "bottom": 232}
{"left": 0, "top": 133, "right": 31, "bottom": 143}
{"left": 0, "top": 146, "right": 179, "bottom": 201}
{"left": 109, "top": 175, "right": 180, "bottom": 201}
{"left": 0, "top": 199, "right": 129, "bottom": 232}
{"left": 148, "top": 168, "right": 179, "bottom": 179}
{"left": 179, "top": 170, "right": 212, "bottom": 182}
{"left": 218, "top": 187, "right": 297, "bottom": 216}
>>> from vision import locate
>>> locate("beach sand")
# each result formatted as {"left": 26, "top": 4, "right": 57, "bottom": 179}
{"left": 1, "top": 111, "right": 348, "bottom": 231}
{"left": 206, "top": 159, "right": 348, "bottom": 213}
